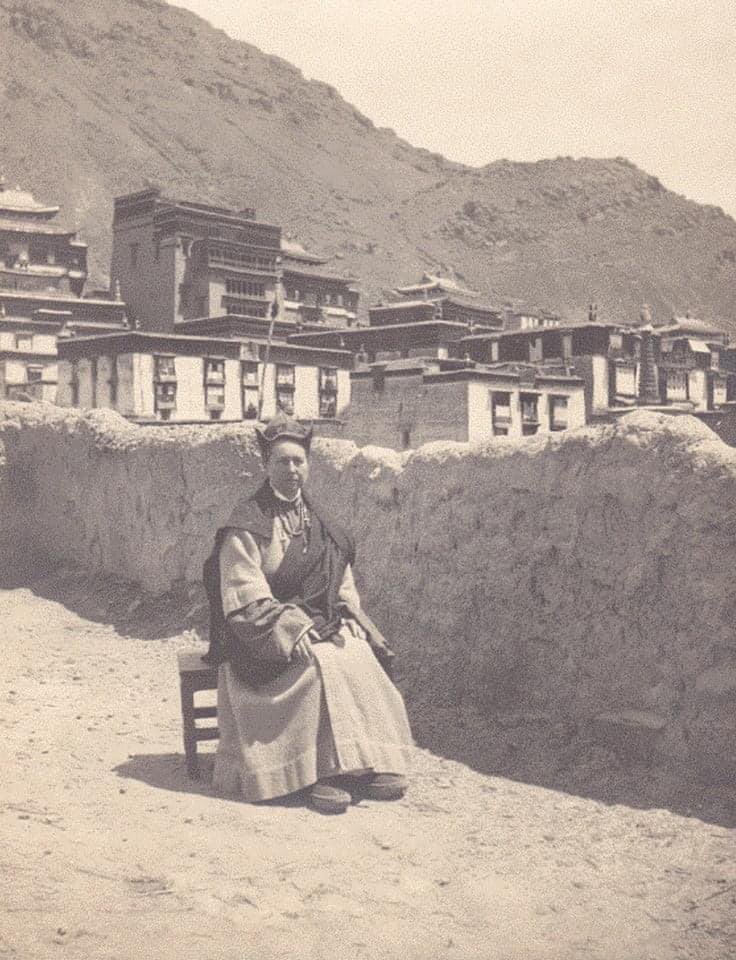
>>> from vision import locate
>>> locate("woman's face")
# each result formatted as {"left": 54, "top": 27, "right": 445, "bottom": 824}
{"left": 266, "top": 439, "right": 309, "bottom": 499}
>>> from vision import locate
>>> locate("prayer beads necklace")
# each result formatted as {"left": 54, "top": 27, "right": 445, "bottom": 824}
{"left": 278, "top": 499, "right": 311, "bottom": 552}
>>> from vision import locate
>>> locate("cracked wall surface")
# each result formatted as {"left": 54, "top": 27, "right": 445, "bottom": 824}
{"left": 2, "top": 400, "right": 735, "bottom": 780}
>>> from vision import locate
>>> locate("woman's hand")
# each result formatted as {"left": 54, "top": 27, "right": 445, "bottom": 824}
{"left": 344, "top": 619, "right": 367, "bottom": 641}
{"left": 292, "top": 634, "right": 314, "bottom": 663}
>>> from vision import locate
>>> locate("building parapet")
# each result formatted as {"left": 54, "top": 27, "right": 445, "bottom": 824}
{"left": 57, "top": 330, "right": 354, "bottom": 368}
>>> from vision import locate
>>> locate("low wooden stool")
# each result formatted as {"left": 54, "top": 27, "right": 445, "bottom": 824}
{"left": 177, "top": 651, "right": 219, "bottom": 779}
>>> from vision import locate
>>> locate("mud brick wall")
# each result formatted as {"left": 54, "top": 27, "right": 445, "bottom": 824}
{"left": 2, "top": 401, "right": 735, "bottom": 779}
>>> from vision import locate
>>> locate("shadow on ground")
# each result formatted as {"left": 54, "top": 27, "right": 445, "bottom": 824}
{"left": 114, "top": 753, "right": 217, "bottom": 799}
{"left": 114, "top": 753, "right": 328, "bottom": 813}
{"left": 0, "top": 560, "right": 208, "bottom": 641}
{"left": 407, "top": 700, "right": 736, "bottom": 830}
{"left": 7, "top": 565, "right": 736, "bottom": 830}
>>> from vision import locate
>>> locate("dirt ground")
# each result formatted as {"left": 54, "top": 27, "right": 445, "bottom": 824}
{"left": 2, "top": 568, "right": 735, "bottom": 960}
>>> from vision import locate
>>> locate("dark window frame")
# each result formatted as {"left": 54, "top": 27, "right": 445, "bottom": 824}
{"left": 520, "top": 391, "right": 540, "bottom": 435}
{"left": 548, "top": 394, "right": 569, "bottom": 432}
{"left": 490, "top": 390, "right": 512, "bottom": 436}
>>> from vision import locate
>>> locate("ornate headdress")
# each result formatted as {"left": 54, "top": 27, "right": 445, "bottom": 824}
{"left": 254, "top": 414, "right": 313, "bottom": 459}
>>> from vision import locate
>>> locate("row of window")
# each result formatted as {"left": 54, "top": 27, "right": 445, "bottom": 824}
{"left": 179, "top": 288, "right": 273, "bottom": 319}
{"left": 0, "top": 243, "right": 62, "bottom": 266}
{"left": 656, "top": 369, "right": 727, "bottom": 405}
{"left": 613, "top": 361, "right": 726, "bottom": 399}
{"left": 208, "top": 245, "right": 277, "bottom": 271}
{"left": 285, "top": 287, "right": 352, "bottom": 308}
{"left": 498, "top": 334, "right": 727, "bottom": 371}
{"left": 494, "top": 333, "right": 616, "bottom": 364}
{"left": 223, "top": 298, "right": 270, "bottom": 318}
{"left": 490, "top": 391, "right": 568, "bottom": 436}
{"left": 225, "top": 278, "right": 266, "bottom": 298}
{"left": 128, "top": 242, "right": 279, "bottom": 273}
{"left": 152, "top": 356, "right": 338, "bottom": 420}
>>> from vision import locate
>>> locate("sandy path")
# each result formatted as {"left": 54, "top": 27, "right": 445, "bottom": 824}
{"left": 1, "top": 575, "right": 735, "bottom": 960}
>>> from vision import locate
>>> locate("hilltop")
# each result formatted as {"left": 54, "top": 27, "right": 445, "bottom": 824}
{"left": 2, "top": 0, "right": 736, "bottom": 326}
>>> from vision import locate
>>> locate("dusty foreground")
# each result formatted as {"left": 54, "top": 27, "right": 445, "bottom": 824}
{"left": 1, "top": 572, "right": 735, "bottom": 960}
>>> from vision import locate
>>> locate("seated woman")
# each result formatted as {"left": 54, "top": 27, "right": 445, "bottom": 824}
{"left": 207, "top": 415, "right": 413, "bottom": 814}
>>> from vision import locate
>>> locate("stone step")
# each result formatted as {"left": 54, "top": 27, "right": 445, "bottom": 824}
{"left": 591, "top": 709, "right": 667, "bottom": 762}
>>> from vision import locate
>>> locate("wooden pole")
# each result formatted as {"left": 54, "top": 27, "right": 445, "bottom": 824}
{"left": 258, "top": 299, "right": 279, "bottom": 420}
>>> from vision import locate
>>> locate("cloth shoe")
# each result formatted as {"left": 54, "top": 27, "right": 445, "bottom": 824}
{"left": 353, "top": 773, "right": 407, "bottom": 801}
{"left": 309, "top": 778, "right": 352, "bottom": 814}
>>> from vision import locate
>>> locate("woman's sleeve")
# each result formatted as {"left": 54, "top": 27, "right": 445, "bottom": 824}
{"left": 219, "top": 530, "right": 313, "bottom": 662}
{"left": 337, "top": 563, "right": 362, "bottom": 611}
{"left": 337, "top": 561, "right": 394, "bottom": 664}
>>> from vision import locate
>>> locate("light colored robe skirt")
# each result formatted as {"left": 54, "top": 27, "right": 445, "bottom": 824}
{"left": 212, "top": 625, "right": 413, "bottom": 802}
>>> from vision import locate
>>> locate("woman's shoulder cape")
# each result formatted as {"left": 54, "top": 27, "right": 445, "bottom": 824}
{"left": 219, "top": 481, "right": 355, "bottom": 562}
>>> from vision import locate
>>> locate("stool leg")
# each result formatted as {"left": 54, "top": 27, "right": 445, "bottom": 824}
{"left": 180, "top": 678, "right": 199, "bottom": 780}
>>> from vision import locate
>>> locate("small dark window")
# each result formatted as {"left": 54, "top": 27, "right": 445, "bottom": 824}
{"left": 204, "top": 358, "right": 226, "bottom": 410}
{"left": 70, "top": 363, "right": 79, "bottom": 406}
{"left": 109, "top": 357, "right": 118, "bottom": 405}
{"left": 241, "top": 360, "right": 259, "bottom": 419}
{"left": 319, "top": 366, "right": 338, "bottom": 418}
{"left": 154, "top": 355, "right": 176, "bottom": 379}
{"left": 490, "top": 391, "right": 511, "bottom": 436}
{"left": 154, "top": 355, "right": 177, "bottom": 416}
{"left": 520, "top": 393, "right": 539, "bottom": 436}
{"left": 275, "top": 364, "right": 295, "bottom": 387}
{"left": 205, "top": 385, "right": 225, "bottom": 408}
{"left": 275, "top": 364, "right": 295, "bottom": 415}
{"left": 549, "top": 395, "right": 568, "bottom": 431}
{"left": 204, "top": 358, "right": 225, "bottom": 382}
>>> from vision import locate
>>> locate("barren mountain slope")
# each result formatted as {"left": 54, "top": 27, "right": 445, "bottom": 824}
{"left": 2, "top": 0, "right": 736, "bottom": 325}
{"left": 399, "top": 157, "right": 736, "bottom": 323}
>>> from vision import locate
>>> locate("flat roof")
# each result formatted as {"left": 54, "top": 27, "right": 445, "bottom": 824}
{"left": 0, "top": 289, "right": 124, "bottom": 307}
{"left": 352, "top": 358, "right": 584, "bottom": 386}
{"left": 113, "top": 188, "right": 280, "bottom": 233}
{"left": 57, "top": 330, "right": 353, "bottom": 365}
{"left": 422, "top": 368, "right": 585, "bottom": 387}
{"left": 288, "top": 320, "right": 487, "bottom": 348}
{"left": 0, "top": 350, "right": 59, "bottom": 362}
{"left": 1, "top": 317, "right": 68, "bottom": 328}
{"left": 461, "top": 321, "right": 625, "bottom": 342}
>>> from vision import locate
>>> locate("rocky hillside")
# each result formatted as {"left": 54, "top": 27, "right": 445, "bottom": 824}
{"left": 2, "top": 0, "right": 736, "bottom": 326}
